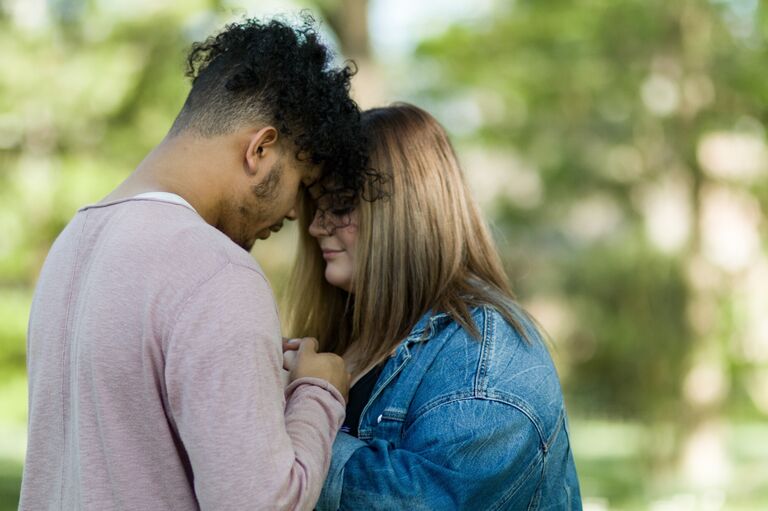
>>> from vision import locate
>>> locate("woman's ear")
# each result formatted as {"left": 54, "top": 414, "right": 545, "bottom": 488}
{"left": 244, "top": 126, "right": 279, "bottom": 178}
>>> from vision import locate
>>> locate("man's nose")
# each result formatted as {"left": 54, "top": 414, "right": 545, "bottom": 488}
{"left": 285, "top": 206, "right": 298, "bottom": 221}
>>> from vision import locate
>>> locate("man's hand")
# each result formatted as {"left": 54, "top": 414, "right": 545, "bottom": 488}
{"left": 284, "top": 337, "right": 350, "bottom": 402}
{"left": 282, "top": 337, "right": 301, "bottom": 372}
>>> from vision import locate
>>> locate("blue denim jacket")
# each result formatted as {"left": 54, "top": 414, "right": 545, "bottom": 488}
{"left": 317, "top": 306, "right": 582, "bottom": 510}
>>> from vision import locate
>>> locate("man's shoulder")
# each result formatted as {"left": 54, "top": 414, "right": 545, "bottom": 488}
{"left": 76, "top": 199, "right": 267, "bottom": 297}
{"left": 98, "top": 199, "right": 261, "bottom": 271}
{"left": 158, "top": 213, "right": 261, "bottom": 274}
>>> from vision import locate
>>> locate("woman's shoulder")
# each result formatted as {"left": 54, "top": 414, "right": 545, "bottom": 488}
{"left": 418, "top": 305, "right": 567, "bottom": 438}
{"left": 430, "top": 303, "right": 551, "bottom": 368}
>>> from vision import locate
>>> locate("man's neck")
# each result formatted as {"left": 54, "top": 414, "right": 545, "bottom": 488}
{"left": 101, "top": 134, "right": 227, "bottom": 227}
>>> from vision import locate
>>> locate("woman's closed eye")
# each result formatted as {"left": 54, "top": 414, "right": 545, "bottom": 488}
{"left": 329, "top": 207, "right": 353, "bottom": 218}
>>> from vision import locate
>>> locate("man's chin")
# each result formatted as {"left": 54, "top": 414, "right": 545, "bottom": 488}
{"left": 242, "top": 231, "right": 270, "bottom": 249}
{"left": 239, "top": 235, "right": 262, "bottom": 252}
{"left": 241, "top": 227, "right": 279, "bottom": 250}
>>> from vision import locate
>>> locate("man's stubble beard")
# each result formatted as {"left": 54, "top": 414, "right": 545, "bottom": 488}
{"left": 235, "top": 161, "right": 285, "bottom": 251}
{"left": 251, "top": 160, "right": 283, "bottom": 200}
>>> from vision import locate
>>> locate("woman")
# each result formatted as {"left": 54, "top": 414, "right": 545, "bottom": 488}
{"left": 286, "top": 104, "right": 581, "bottom": 510}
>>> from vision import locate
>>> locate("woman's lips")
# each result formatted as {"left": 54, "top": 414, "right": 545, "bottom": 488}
{"left": 322, "top": 249, "right": 344, "bottom": 259}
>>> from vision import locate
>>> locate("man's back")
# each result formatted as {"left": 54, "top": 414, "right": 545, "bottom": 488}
{"left": 21, "top": 197, "right": 345, "bottom": 510}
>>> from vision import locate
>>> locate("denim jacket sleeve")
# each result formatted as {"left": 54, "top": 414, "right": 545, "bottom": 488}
{"left": 317, "top": 396, "right": 545, "bottom": 511}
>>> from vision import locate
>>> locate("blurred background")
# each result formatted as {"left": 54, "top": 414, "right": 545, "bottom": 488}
{"left": 1, "top": 0, "right": 767, "bottom": 509}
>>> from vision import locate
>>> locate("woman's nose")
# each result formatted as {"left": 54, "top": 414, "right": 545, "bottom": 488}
{"left": 308, "top": 211, "right": 328, "bottom": 237}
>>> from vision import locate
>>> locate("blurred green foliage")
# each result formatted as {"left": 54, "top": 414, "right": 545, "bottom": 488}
{"left": 415, "top": 0, "right": 768, "bottom": 506}
{"left": 1, "top": 0, "right": 767, "bottom": 509}
{"left": 415, "top": 0, "right": 767, "bottom": 418}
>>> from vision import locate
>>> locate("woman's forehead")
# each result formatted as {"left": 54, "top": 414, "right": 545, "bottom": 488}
{"left": 308, "top": 182, "right": 357, "bottom": 209}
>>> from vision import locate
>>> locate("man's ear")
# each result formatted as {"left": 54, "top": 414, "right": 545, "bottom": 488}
{"left": 244, "top": 126, "right": 280, "bottom": 177}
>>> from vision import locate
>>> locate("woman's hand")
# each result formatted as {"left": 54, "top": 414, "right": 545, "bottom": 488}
{"left": 283, "top": 337, "right": 350, "bottom": 402}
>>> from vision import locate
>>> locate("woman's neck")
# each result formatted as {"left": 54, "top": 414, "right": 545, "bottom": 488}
{"left": 343, "top": 341, "right": 393, "bottom": 386}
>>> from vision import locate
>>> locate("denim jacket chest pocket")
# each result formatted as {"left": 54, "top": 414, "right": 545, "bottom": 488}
{"left": 357, "top": 344, "right": 414, "bottom": 443}
{"left": 359, "top": 407, "right": 407, "bottom": 444}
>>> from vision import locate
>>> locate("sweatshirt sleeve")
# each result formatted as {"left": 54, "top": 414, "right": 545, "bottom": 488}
{"left": 164, "top": 262, "right": 345, "bottom": 511}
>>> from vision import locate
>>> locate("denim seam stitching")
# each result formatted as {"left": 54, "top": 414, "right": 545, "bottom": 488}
{"left": 489, "top": 446, "right": 544, "bottom": 511}
{"left": 406, "top": 312, "right": 450, "bottom": 341}
{"left": 526, "top": 434, "right": 547, "bottom": 511}
{"left": 486, "top": 389, "right": 549, "bottom": 443}
{"left": 357, "top": 350, "right": 412, "bottom": 438}
{"left": 403, "top": 393, "right": 547, "bottom": 446}
{"left": 404, "top": 387, "right": 548, "bottom": 442}
{"left": 380, "top": 407, "right": 408, "bottom": 421}
{"left": 544, "top": 407, "right": 566, "bottom": 451}
{"left": 473, "top": 306, "right": 492, "bottom": 395}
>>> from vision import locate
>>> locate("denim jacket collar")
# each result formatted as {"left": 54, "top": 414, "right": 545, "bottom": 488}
{"left": 404, "top": 310, "right": 452, "bottom": 343}
{"left": 358, "top": 311, "right": 455, "bottom": 438}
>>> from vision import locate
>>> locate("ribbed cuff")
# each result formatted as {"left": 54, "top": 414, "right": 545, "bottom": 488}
{"left": 285, "top": 376, "right": 346, "bottom": 408}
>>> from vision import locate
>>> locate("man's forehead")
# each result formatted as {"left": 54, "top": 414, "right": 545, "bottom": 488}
{"left": 305, "top": 164, "right": 322, "bottom": 183}
{"left": 293, "top": 165, "right": 318, "bottom": 193}
{"left": 307, "top": 181, "right": 324, "bottom": 200}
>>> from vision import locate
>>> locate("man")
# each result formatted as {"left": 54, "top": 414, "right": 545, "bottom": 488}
{"left": 20, "top": 15, "right": 371, "bottom": 510}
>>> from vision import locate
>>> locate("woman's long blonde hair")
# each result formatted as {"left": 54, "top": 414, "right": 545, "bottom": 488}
{"left": 285, "top": 103, "right": 534, "bottom": 370}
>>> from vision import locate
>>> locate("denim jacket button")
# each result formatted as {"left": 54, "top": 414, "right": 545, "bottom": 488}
{"left": 377, "top": 414, "right": 383, "bottom": 423}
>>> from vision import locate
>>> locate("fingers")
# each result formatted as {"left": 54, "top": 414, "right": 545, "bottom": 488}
{"left": 297, "top": 337, "right": 319, "bottom": 354}
{"left": 283, "top": 350, "right": 298, "bottom": 371}
{"left": 283, "top": 337, "right": 317, "bottom": 372}
{"left": 282, "top": 337, "right": 302, "bottom": 352}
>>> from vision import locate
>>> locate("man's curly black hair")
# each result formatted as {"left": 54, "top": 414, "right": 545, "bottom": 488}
{"left": 170, "top": 13, "right": 381, "bottom": 207}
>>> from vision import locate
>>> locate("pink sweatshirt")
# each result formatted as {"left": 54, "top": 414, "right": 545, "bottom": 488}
{"left": 20, "top": 197, "right": 345, "bottom": 511}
